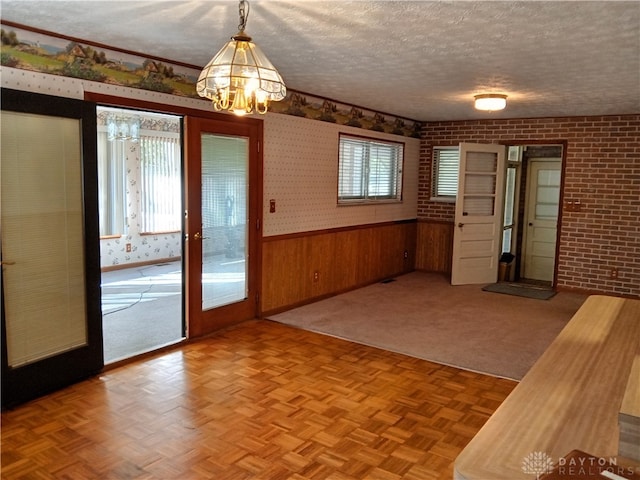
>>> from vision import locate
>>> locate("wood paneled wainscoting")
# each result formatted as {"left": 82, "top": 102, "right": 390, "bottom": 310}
{"left": 261, "top": 221, "right": 417, "bottom": 315}
{"left": 415, "top": 220, "right": 454, "bottom": 275}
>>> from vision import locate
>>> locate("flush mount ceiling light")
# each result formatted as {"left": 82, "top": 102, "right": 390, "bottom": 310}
{"left": 196, "top": 0, "right": 286, "bottom": 116}
{"left": 474, "top": 94, "right": 508, "bottom": 111}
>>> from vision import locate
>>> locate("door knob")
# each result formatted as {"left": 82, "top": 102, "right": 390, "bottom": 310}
{"left": 458, "top": 223, "right": 464, "bottom": 228}
{"left": 193, "top": 232, "right": 209, "bottom": 240}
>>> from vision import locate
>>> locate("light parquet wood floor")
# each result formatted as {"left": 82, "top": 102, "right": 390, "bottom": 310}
{"left": 1, "top": 320, "right": 516, "bottom": 480}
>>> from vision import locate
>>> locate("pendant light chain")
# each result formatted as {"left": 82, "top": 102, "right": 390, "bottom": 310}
{"left": 238, "top": 0, "right": 249, "bottom": 32}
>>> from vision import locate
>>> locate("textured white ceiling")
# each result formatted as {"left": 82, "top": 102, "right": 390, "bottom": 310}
{"left": 2, "top": 1, "right": 639, "bottom": 121}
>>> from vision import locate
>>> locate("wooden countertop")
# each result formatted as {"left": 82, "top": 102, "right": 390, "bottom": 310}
{"left": 620, "top": 353, "right": 640, "bottom": 420}
{"left": 454, "top": 295, "right": 640, "bottom": 480}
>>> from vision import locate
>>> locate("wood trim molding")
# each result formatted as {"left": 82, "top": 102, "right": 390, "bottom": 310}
{"left": 263, "top": 219, "right": 417, "bottom": 243}
{"left": 84, "top": 92, "right": 260, "bottom": 126}
{"left": 100, "top": 257, "right": 181, "bottom": 273}
{"left": 417, "top": 218, "right": 454, "bottom": 225}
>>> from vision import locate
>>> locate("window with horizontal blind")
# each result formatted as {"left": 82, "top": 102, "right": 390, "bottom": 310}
{"left": 97, "top": 131, "right": 126, "bottom": 236}
{"left": 140, "top": 133, "right": 181, "bottom": 233}
{"left": 432, "top": 146, "right": 459, "bottom": 200}
{"left": 338, "top": 135, "right": 403, "bottom": 203}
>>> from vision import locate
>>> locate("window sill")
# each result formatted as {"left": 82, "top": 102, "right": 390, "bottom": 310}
{"left": 338, "top": 199, "right": 403, "bottom": 207}
{"left": 429, "top": 197, "right": 456, "bottom": 203}
{"left": 140, "top": 230, "right": 181, "bottom": 236}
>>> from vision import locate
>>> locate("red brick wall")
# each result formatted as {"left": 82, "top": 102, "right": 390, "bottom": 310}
{"left": 419, "top": 115, "right": 640, "bottom": 297}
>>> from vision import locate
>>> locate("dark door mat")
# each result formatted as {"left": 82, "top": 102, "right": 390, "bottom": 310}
{"left": 482, "top": 282, "right": 557, "bottom": 300}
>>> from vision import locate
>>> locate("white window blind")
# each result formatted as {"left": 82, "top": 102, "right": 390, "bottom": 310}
{"left": 97, "top": 131, "right": 126, "bottom": 236}
{"left": 1, "top": 111, "right": 88, "bottom": 367}
{"left": 140, "top": 133, "right": 181, "bottom": 233}
{"left": 338, "top": 135, "right": 403, "bottom": 203}
{"left": 432, "top": 147, "right": 459, "bottom": 199}
{"left": 201, "top": 135, "right": 247, "bottom": 231}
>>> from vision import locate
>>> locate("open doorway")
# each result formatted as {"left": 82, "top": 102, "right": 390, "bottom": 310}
{"left": 501, "top": 145, "right": 563, "bottom": 286}
{"left": 97, "top": 106, "right": 185, "bottom": 364}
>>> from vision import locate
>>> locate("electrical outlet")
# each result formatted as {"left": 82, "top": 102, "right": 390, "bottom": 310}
{"left": 269, "top": 199, "right": 276, "bottom": 213}
{"left": 126, "top": 243, "right": 132, "bottom": 253}
{"left": 313, "top": 271, "right": 319, "bottom": 282}
{"left": 610, "top": 267, "right": 618, "bottom": 279}
{"left": 403, "top": 250, "right": 408, "bottom": 259}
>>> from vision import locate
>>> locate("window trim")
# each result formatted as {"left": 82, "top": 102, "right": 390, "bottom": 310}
{"left": 431, "top": 145, "right": 459, "bottom": 202}
{"left": 337, "top": 133, "right": 404, "bottom": 205}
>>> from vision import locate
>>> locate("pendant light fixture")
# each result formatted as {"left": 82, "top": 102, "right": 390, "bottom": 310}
{"left": 197, "top": 0, "right": 286, "bottom": 116}
{"left": 106, "top": 113, "right": 140, "bottom": 142}
{"left": 474, "top": 93, "right": 508, "bottom": 111}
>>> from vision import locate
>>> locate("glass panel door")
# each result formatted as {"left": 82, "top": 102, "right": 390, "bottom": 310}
{"left": 201, "top": 134, "right": 249, "bottom": 310}
{"left": 502, "top": 166, "right": 518, "bottom": 253}
{"left": 1, "top": 90, "right": 102, "bottom": 408}
{"left": 2, "top": 111, "right": 88, "bottom": 366}
{"left": 185, "top": 116, "right": 260, "bottom": 338}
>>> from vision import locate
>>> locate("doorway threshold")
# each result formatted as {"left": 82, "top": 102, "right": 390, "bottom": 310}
{"left": 518, "top": 278, "right": 553, "bottom": 289}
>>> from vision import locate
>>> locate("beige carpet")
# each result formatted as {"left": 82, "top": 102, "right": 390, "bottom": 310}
{"left": 267, "top": 272, "right": 588, "bottom": 380}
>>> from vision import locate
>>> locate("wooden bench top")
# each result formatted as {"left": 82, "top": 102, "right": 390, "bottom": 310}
{"left": 454, "top": 295, "right": 640, "bottom": 480}
{"left": 620, "top": 353, "right": 640, "bottom": 420}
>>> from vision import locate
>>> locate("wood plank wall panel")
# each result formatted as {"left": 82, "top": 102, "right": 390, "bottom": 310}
{"left": 261, "top": 222, "right": 417, "bottom": 315}
{"left": 415, "top": 220, "right": 454, "bottom": 274}
{"left": 261, "top": 237, "right": 307, "bottom": 312}
{"left": 357, "top": 227, "right": 383, "bottom": 283}
{"left": 333, "top": 229, "right": 361, "bottom": 291}
{"left": 309, "top": 233, "right": 336, "bottom": 299}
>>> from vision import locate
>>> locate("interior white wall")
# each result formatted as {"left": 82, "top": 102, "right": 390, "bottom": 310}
{"left": 262, "top": 114, "right": 420, "bottom": 237}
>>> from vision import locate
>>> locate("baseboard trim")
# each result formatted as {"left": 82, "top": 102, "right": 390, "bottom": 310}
{"left": 100, "top": 257, "right": 181, "bottom": 272}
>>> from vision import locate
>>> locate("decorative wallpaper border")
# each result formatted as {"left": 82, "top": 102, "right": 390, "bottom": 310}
{"left": 1, "top": 22, "right": 421, "bottom": 138}
{"left": 96, "top": 108, "right": 181, "bottom": 133}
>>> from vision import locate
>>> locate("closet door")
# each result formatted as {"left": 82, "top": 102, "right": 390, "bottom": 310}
{"left": 1, "top": 89, "right": 102, "bottom": 407}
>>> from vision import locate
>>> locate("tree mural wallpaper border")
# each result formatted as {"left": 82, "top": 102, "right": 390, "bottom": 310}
{"left": 1, "top": 22, "right": 421, "bottom": 138}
